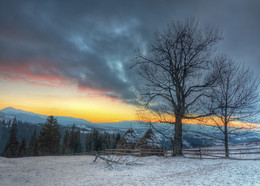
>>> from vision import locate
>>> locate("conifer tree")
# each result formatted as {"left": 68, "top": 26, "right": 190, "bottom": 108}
{"left": 68, "top": 125, "right": 76, "bottom": 154}
{"left": 92, "top": 128, "right": 102, "bottom": 151}
{"left": 31, "top": 139, "right": 40, "bottom": 156}
{"left": 74, "top": 130, "right": 82, "bottom": 154}
{"left": 103, "top": 132, "right": 110, "bottom": 149}
{"left": 67, "top": 126, "right": 82, "bottom": 154}
{"left": 85, "top": 129, "right": 121, "bottom": 153}
{"left": 115, "top": 133, "right": 121, "bottom": 144}
{"left": 62, "top": 129, "right": 70, "bottom": 155}
{"left": 19, "top": 138, "right": 27, "bottom": 157}
{"left": 28, "top": 129, "right": 37, "bottom": 156}
{"left": 85, "top": 132, "right": 93, "bottom": 152}
{"left": 38, "top": 116, "right": 61, "bottom": 155}
{"left": 2, "top": 118, "right": 19, "bottom": 158}
{"left": 112, "top": 132, "right": 121, "bottom": 148}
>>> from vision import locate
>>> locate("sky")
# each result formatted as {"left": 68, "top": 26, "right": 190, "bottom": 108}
{"left": 0, "top": 0, "right": 260, "bottom": 123}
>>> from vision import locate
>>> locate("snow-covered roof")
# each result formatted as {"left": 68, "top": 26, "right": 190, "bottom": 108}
{"left": 136, "top": 129, "right": 163, "bottom": 149}
{"left": 145, "top": 133, "right": 162, "bottom": 148}
{"left": 124, "top": 131, "right": 138, "bottom": 144}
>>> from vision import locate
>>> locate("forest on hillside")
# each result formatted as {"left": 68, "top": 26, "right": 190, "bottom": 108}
{"left": 1, "top": 117, "right": 121, "bottom": 158}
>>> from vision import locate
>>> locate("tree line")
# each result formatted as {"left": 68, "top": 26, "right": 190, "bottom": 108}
{"left": 2, "top": 116, "right": 121, "bottom": 158}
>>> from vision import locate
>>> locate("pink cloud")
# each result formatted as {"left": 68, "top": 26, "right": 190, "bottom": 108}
{"left": 0, "top": 63, "right": 70, "bottom": 87}
{"left": 0, "top": 62, "right": 121, "bottom": 102}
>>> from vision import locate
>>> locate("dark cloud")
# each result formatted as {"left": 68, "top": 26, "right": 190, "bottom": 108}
{"left": 0, "top": 0, "right": 260, "bottom": 104}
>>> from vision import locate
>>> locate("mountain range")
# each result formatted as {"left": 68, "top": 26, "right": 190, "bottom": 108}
{"left": 1, "top": 107, "right": 260, "bottom": 149}
{"left": 0, "top": 107, "right": 93, "bottom": 126}
{"left": 0, "top": 107, "right": 142, "bottom": 129}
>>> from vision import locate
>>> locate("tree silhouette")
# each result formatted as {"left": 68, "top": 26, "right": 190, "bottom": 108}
{"left": 62, "top": 129, "right": 70, "bottom": 155}
{"left": 19, "top": 138, "right": 27, "bottom": 157}
{"left": 28, "top": 129, "right": 37, "bottom": 156}
{"left": 133, "top": 18, "right": 222, "bottom": 156}
{"left": 205, "top": 56, "right": 260, "bottom": 157}
{"left": 2, "top": 118, "right": 19, "bottom": 158}
{"left": 38, "top": 116, "right": 61, "bottom": 155}
{"left": 74, "top": 130, "right": 82, "bottom": 154}
{"left": 68, "top": 125, "right": 76, "bottom": 154}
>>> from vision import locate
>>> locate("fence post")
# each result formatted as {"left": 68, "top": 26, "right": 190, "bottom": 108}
{"left": 199, "top": 147, "right": 202, "bottom": 159}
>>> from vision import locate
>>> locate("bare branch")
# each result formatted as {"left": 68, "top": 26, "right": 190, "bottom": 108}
{"left": 132, "top": 18, "right": 222, "bottom": 156}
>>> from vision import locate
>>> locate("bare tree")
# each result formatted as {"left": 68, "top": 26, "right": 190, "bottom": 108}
{"left": 204, "top": 55, "right": 260, "bottom": 158}
{"left": 132, "top": 18, "right": 222, "bottom": 156}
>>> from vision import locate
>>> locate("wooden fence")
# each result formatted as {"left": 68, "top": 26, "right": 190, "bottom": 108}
{"left": 74, "top": 142, "right": 260, "bottom": 160}
{"left": 97, "top": 148, "right": 166, "bottom": 157}
{"left": 182, "top": 146, "right": 260, "bottom": 160}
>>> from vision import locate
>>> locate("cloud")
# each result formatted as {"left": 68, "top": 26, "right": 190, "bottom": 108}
{"left": 0, "top": 0, "right": 260, "bottom": 104}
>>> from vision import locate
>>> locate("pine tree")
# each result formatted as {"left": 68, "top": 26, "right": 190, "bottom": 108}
{"left": 2, "top": 118, "right": 19, "bottom": 158}
{"left": 92, "top": 129, "right": 102, "bottom": 151}
{"left": 31, "top": 139, "right": 40, "bottom": 156}
{"left": 74, "top": 130, "right": 82, "bottom": 154}
{"left": 103, "top": 132, "right": 110, "bottom": 149}
{"left": 85, "top": 132, "right": 93, "bottom": 153}
{"left": 115, "top": 132, "right": 121, "bottom": 148}
{"left": 67, "top": 126, "right": 82, "bottom": 154}
{"left": 28, "top": 129, "right": 37, "bottom": 156}
{"left": 84, "top": 129, "right": 120, "bottom": 153}
{"left": 62, "top": 129, "right": 70, "bottom": 155}
{"left": 19, "top": 138, "right": 27, "bottom": 157}
{"left": 38, "top": 116, "right": 61, "bottom": 155}
{"left": 68, "top": 125, "right": 76, "bottom": 154}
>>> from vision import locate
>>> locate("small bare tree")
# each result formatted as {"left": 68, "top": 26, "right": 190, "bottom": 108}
{"left": 205, "top": 55, "right": 260, "bottom": 157}
{"left": 132, "top": 18, "right": 222, "bottom": 156}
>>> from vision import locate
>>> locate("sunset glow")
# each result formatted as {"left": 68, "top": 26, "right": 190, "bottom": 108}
{"left": 0, "top": 0, "right": 259, "bottom": 126}
{"left": 0, "top": 78, "right": 136, "bottom": 123}
{"left": 1, "top": 73, "right": 259, "bottom": 126}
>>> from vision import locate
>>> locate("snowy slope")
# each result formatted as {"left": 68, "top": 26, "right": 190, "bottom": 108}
{"left": 0, "top": 143, "right": 260, "bottom": 185}
{"left": 0, "top": 107, "right": 93, "bottom": 126}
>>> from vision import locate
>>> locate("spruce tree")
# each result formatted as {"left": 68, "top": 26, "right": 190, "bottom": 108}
{"left": 103, "top": 132, "right": 110, "bottom": 149}
{"left": 31, "top": 139, "right": 40, "bottom": 156}
{"left": 2, "top": 118, "right": 19, "bottom": 158}
{"left": 85, "top": 132, "right": 93, "bottom": 153}
{"left": 19, "top": 138, "right": 27, "bottom": 157}
{"left": 62, "top": 129, "right": 70, "bottom": 155}
{"left": 38, "top": 116, "right": 61, "bottom": 155}
{"left": 74, "top": 130, "right": 82, "bottom": 154}
{"left": 68, "top": 125, "right": 75, "bottom": 154}
{"left": 92, "top": 129, "right": 101, "bottom": 151}
{"left": 115, "top": 132, "right": 121, "bottom": 148}
{"left": 28, "top": 129, "right": 37, "bottom": 156}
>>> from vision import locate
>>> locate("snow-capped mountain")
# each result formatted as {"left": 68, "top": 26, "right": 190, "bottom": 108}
{"left": 1, "top": 107, "right": 259, "bottom": 149}
{"left": 0, "top": 107, "right": 93, "bottom": 126}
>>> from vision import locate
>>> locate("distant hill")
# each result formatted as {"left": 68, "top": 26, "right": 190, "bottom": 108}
{"left": 0, "top": 107, "right": 93, "bottom": 127}
{"left": 1, "top": 107, "right": 259, "bottom": 151}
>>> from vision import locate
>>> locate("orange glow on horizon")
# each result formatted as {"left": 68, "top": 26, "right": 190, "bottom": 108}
{"left": 183, "top": 117, "right": 260, "bottom": 129}
{"left": 0, "top": 79, "right": 136, "bottom": 123}
{"left": 139, "top": 113, "right": 260, "bottom": 129}
{"left": 0, "top": 102, "right": 136, "bottom": 123}
{"left": 0, "top": 78, "right": 259, "bottom": 126}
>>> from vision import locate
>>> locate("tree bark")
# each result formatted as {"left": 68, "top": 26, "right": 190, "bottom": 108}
{"left": 224, "top": 122, "right": 229, "bottom": 158}
{"left": 173, "top": 115, "right": 183, "bottom": 156}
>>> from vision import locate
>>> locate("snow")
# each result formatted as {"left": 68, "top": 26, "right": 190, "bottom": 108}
{"left": 124, "top": 132, "right": 138, "bottom": 144}
{"left": 0, "top": 107, "right": 92, "bottom": 126}
{"left": 146, "top": 133, "right": 162, "bottom": 148}
{"left": 1, "top": 143, "right": 260, "bottom": 185}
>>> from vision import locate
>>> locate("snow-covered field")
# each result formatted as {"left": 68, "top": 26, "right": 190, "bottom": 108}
{"left": 0, "top": 153, "right": 259, "bottom": 186}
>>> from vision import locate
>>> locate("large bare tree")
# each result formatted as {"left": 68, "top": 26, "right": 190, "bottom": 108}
{"left": 205, "top": 55, "right": 260, "bottom": 157}
{"left": 132, "top": 18, "right": 222, "bottom": 156}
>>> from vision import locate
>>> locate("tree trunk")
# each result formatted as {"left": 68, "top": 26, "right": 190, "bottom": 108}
{"left": 224, "top": 122, "right": 229, "bottom": 158}
{"left": 173, "top": 115, "right": 183, "bottom": 156}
